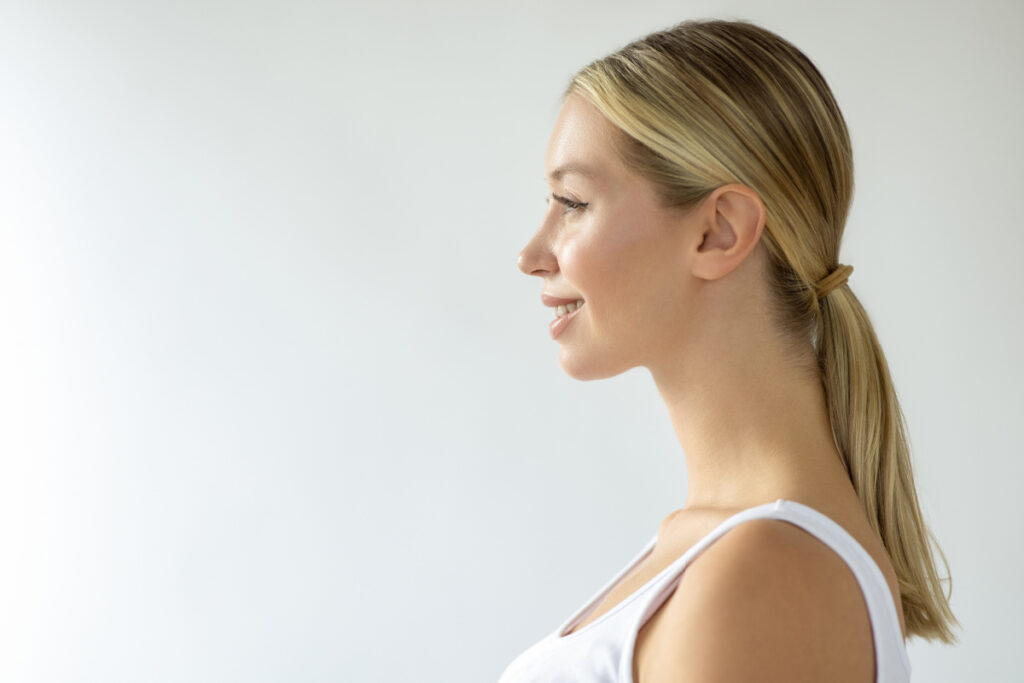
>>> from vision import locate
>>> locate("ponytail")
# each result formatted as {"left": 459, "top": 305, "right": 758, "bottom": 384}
{"left": 818, "top": 284, "right": 959, "bottom": 643}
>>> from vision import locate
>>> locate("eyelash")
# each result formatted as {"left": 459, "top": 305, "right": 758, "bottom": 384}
{"left": 546, "top": 193, "right": 588, "bottom": 214}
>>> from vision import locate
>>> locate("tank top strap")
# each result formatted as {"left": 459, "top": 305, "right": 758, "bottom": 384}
{"left": 617, "top": 498, "right": 912, "bottom": 683}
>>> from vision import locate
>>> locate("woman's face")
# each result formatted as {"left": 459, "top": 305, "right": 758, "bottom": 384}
{"left": 517, "top": 93, "right": 702, "bottom": 380}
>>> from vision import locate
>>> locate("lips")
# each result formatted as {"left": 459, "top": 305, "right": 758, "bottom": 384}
{"left": 541, "top": 292, "right": 585, "bottom": 307}
{"left": 549, "top": 303, "right": 584, "bottom": 340}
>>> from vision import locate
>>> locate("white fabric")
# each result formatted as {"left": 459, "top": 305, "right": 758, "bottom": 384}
{"left": 497, "top": 498, "right": 912, "bottom": 683}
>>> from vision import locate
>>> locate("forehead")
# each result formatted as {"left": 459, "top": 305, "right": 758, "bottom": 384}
{"left": 544, "top": 94, "right": 622, "bottom": 185}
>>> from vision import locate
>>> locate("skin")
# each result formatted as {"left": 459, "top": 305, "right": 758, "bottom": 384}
{"left": 517, "top": 93, "right": 907, "bottom": 682}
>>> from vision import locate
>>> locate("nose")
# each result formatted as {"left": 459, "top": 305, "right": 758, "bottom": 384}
{"left": 517, "top": 221, "right": 558, "bottom": 277}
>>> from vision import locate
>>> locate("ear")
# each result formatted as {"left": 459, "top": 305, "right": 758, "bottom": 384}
{"left": 691, "top": 183, "right": 766, "bottom": 283}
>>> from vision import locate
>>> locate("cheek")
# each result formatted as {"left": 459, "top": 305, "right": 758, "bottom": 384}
{"left": 561, "top": 226, "right": 654, "bottom": 304}
{"left": 559, "top": 233, "right": 617, "bottom": 295}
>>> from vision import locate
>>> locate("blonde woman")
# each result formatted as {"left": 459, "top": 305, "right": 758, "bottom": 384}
{"left": 502, "top": 19, "right": 957, "bottom": 683}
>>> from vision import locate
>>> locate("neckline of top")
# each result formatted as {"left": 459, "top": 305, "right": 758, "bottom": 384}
{"left": 553, "top": 531, "right": 660, "bottom": 639}
{"left": 553, "top": 498, "right": 904, "bottom": 650}
{"left": 553, "top": 499, "right": 789, "bottom": 639}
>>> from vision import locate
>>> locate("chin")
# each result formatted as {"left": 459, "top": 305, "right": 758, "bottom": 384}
{"left": 556, "top": 346, "right": 635, "bottom": 382}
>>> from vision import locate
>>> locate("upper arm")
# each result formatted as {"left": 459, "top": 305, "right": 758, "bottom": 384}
{"left": 634, "top": 519, "right": 874, "bottom": 683}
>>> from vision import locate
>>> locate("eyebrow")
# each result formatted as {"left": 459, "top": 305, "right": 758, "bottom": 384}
{"left": 545, "top": 163, "right": 600, "bottom": 183}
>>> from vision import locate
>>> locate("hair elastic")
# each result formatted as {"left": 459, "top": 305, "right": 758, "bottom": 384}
{"left": 814, "top": 263, "right": 853, "bottom": 299}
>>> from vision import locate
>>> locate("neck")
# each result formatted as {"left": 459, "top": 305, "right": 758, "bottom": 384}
{"left": 648, "top": 318, "right": 855, "bottom": 513}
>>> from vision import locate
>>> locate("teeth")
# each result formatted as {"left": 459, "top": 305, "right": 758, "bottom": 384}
{"left": 553, "top": 299, "right": 585, "bottom": 318}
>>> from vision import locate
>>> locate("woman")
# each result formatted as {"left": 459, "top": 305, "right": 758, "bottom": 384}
{"left": 502, "top": 19, "right": 958, "bottom": 683}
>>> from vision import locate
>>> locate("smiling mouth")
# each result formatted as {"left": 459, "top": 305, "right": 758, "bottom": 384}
{"left": 551, "top": 299, "right": 585, "bottom": 319}
{"left": 549, "top": 300, "right": 584, "bottom": 340}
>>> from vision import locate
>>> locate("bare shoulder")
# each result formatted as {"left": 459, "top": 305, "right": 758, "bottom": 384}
{"left": 634, "top": 519, "right": 874, "bottom": 683}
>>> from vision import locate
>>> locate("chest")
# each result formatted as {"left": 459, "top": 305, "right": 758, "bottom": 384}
{"left": 562, "top": 514, "right": 729, "bottom": 636}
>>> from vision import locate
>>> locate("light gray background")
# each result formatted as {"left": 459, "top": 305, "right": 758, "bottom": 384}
{"left": 1, "top": 0, "right": 1020, "bottom": 681}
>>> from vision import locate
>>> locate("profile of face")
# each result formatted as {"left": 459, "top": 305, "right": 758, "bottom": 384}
{"left": 517, "top": 93, "right": 709, "bottom": 381}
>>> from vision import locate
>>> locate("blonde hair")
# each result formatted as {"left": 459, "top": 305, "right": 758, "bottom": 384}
{"left": 565, "top": 19, "right": 958, "bottom": 643}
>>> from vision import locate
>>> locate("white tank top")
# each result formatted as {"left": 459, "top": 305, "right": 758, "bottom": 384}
{"left": 497, "top": 499, "right": 911, "bottom": 683}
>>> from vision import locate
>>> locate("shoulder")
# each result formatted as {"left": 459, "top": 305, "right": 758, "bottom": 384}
{"left": 634, "top": 519, "right": 874, "bottom": 683}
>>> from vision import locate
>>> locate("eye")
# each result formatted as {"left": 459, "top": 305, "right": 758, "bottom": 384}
{"left": 545, "top": 193, "right": 588, "bottom": 214}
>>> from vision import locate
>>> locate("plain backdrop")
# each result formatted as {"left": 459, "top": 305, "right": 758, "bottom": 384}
{"left": 1, "top": 0, "right": 1021, "bottom": 681}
